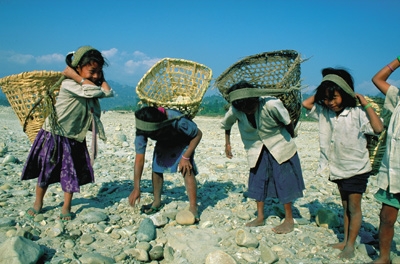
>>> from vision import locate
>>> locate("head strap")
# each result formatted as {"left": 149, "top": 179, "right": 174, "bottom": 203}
{"left": 228, "top": 85, "right": 301, "bottom": 102}
{"left": 322, "top": 74, "right": 355, "bottom": 98}
{"left": 71, "top": 46, "right": 95, "bottom": 67}
{"left": 135, "top": 115, "right": 183, "bottom": 131}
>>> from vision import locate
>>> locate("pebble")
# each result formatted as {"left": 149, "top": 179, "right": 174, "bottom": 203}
{"left": 0, "top": 106, "right": 397, "bottom": 263}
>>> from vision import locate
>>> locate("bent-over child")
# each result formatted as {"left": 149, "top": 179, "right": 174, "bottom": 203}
{"left": 128, "top": 106, "right": 202, "bottom": 221}
{"left": 221, "top": 80, "right": 305, "bottom": 234}
{"left": 302, "top": 67, "right": 383, "bottom": 259}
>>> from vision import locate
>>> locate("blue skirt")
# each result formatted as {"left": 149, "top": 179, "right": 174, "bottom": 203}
{"left": 152, "top": 142, "right": 198, "bottom": 175}
{"left": 248, "top": 147, "right": 304, "bottom": 204}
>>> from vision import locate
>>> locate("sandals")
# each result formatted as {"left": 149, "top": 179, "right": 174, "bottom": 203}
{"left": 141, "top": 204, "right": 164, "bottom": 215}
{"left": 59, "top": 212, "right": 73, "bottom": 222}
{"left": 26, "top": 207, "right": 41, "bottom": 218}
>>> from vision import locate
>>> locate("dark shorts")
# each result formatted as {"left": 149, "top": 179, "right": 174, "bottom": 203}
{"left": 331, "top": 172, "right": 370, "bottom": 194}
{"left": 248, "top": 147, "right": 305, "bottom": 204}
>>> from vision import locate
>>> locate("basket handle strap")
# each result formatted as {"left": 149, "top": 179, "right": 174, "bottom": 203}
{"left": 228, "top": 84, "right": 301, "bottom": 102}
{"left": 135, "top": 115, "right": 184, "bottom": 131}
{"left": 22, "top": 76, "right": 65, "bottom": 133}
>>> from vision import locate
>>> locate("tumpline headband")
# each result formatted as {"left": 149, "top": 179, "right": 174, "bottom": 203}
{"left": 69, "top": 46, "right": 96, "bottom": 67}
{"left": 228, "top": 85, "right": 301, "bottom": 102}
{"left": 135, "top": 115, "right": 183, "bottom": 131}
{"left": 321, "top": 74, "right": 356, "bottom": 98}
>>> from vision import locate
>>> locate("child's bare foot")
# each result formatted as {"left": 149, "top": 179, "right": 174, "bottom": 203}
{"left": 272, "top": 219, "right": 294, "bottom": 234}
{"left": 329, "top": 242, "right": 346, "bottom": 250}
{"left": 338, "top": 245, "right": 355, "bottom": 259}
{"left": 246, "top": 218, "right": 264, "bottom": 227}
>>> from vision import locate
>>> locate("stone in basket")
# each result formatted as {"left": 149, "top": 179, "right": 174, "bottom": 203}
{"left": 136, "top": 58, "right": 213, "bottom": 119}
{"left": 215, "top": 50, "right": 303, "bottom": 127}
{"left": 0, "top": 71, "right": 63, "bottom": 143}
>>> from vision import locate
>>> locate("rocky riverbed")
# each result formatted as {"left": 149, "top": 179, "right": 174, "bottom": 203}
{"left": 0, "top": 105, "right": 399, "bottom": 264}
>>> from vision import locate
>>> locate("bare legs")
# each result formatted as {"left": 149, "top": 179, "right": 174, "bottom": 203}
{"left": 329, "top": 191, "right": 362, "bottom": 259}
{"left": 246, "top": 201, "right": 295, "bottom": 234}
{"left": 147, "top": 171, "right": 198, "bottom": 217}
{"left": 372, "top": 204, "right": 399, "bottom": 264}
{"left": 28, "top": 184, "right": 73, "bottom": 221}
{"left": 246, "top": 201, "right": 265, "bottom": 227}
{"left": 27, "top": 184, "right": 48, "bottom": 216}
{"left": 272, "top": 202, "right": 295, "bottom": 234}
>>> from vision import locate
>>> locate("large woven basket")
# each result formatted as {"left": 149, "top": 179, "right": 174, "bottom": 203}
{"left": 136, "top": 58, "right": 212, "bottom": 119}
{"left": 364, "top": 96, "right": 390, "bottom": 175}
{"left": 0, "top": 71, "right": 63, "bottom": 142}
{"left": 215, "top": 50, "right": 303, "bottom": 127}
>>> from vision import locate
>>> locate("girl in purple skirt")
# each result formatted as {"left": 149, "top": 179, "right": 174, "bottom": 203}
{"left": 221, "top": 80, "right": 305, "bottom": 234}
{"left": 22, "top": 46, "right": 114, "bottom": 221}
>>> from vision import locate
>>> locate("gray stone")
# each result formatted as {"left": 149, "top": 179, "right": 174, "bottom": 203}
{"left": 0, "top": 236, "right": 43, "bottom": 264}
{"left": 136, "top": 218, "right": 156, "bottom": 242}
{"left": 235, "top": 229, "right": 259, "bottom": 248}
{"left": 205, "top": 250, "right": 237, "bottom": 264}
{"left": 149, "top": 245, "right": 164, "bottom": 260}
{"left": 80, "top": 209, "right": 109, "bottom": 224}
{"left": 79, "top": 252, "right": 115, "bottom": 264}
{"left": 0, "top": 217, "right": 15, "bottom": 227}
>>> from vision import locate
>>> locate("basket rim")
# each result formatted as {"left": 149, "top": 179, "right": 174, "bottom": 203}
{"left": 136, "top": 57, "right": 213, "bottom": 93}
{"left": 214, "top": 49, "right": 300, "bottom": 85}
{"left": 0, "top": 70, "right": 63, "bottom": 92}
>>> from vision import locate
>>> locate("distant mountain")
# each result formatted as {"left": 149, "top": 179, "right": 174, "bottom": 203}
{"left": 100, "top": 80, "right": 139, "bottom": 110}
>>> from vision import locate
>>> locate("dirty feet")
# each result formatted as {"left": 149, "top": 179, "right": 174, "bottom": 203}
{"left": 272, "top": 219, "right": 294, "bottom": 234}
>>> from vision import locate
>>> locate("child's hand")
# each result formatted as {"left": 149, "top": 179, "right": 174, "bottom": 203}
{"left": 225, "top": 144, "right": 233, "bottom": 159}
{"left": 62, "top": 66, "right": 78, "bottom": 80}
{"left": 178, "top": 158, "right": 193, "bottom": 177}
{"left": 128, "top": 188, "right": 140, "bottom": 207}
{"left": 355, "top": 93, "right": 368, "bottom": 107}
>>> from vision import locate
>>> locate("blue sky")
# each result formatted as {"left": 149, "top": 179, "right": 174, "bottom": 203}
{"left": 0, "top": 0, "right": 399, "bottom": 97}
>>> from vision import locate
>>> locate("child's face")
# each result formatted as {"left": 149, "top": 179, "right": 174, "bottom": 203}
{"left": 323, "top": 89, "right": 344, "bottom": 113}
{"left": 77, "top": 62, "right": 103, "bottom": 84}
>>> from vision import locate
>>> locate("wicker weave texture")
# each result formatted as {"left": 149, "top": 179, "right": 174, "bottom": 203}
{"left": 0, "top": 71, "right": 62, "bottom": 142}
{"left": 136, "top": 58, "right": 212, "bottom": 119}
{"left": 364, "top": 96, "right": 389, "bottom": 175}
{"left": 215, "top": 50, "right": 302, "bottom": 126}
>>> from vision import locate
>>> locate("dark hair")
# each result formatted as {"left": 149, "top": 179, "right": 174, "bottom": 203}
{"left": 65, "top": 49, "right": 108, "bottom": 69}
{"left": 314, "top": 67, "right": 356, "bottom": 108}
{"left": 228, "top": 80, "right": 259, "bottom": 112}
{"left": 135, "top": 106, "right": 167, "bottom": 137}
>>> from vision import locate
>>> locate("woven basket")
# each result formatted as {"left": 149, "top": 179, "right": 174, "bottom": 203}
{"left": 0, "top": 71, "right": 63, "bottom": 142}
{"left": 136, "top": 58, "right": 212, "bottom": 119}
{"left": 215, "top": 50, "right": 303, "bottom": 127}
{"left": 364, "top": 96, "right": 390, "bottom": 175}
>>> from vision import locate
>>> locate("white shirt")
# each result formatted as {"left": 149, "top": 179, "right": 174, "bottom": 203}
{"left": 307, "top": 104, "right": 376, "bottom": 180}
{"left": 221, "top": 96, "right": 296, "bottom": 167}
{"left": 377, "top": 85, "right": 400, "bottom": 193}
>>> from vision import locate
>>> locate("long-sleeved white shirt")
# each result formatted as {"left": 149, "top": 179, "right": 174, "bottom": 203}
{"left": 42, "top": 79, "right": 113, "bottom": 142}
{"left": 377, "top": 85, "right": 400, "bottom": 193}
{"left": 307, "top": 103, "right": 376, "bottom": 180}
{"left": 221, "top": 96, "right": 296, "bottom": 167}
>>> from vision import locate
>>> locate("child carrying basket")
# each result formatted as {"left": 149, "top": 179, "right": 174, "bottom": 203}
{"left": 217, "top": 50, "right": 305, "bottom": 233}
{"left": 129, "top": 58, "right": 212, "bottom": 221}
{"left": 215, "top": 50, "right": 303, "bottom": 128}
